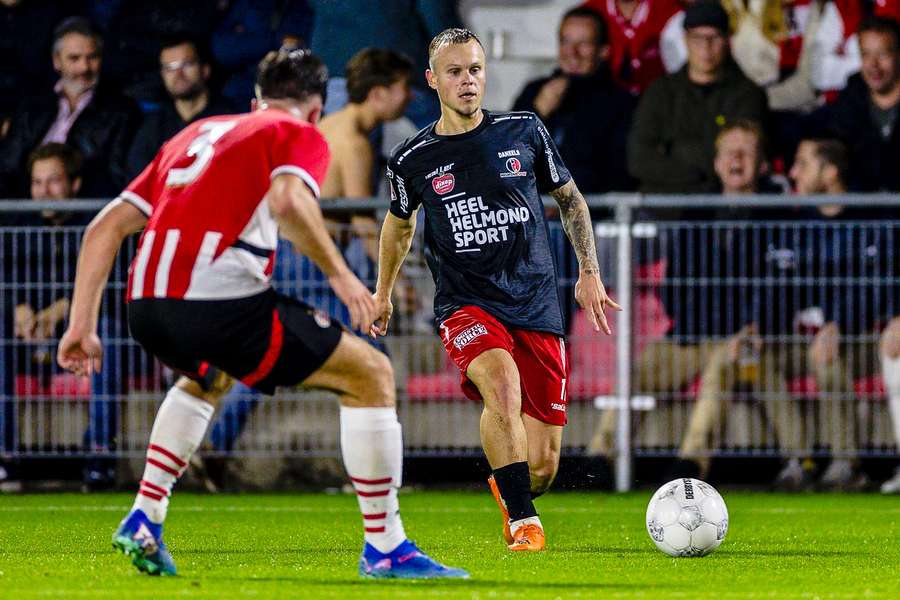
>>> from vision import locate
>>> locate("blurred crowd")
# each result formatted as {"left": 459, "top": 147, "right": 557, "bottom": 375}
{"left": 3, "top": 0, "right": 900, "bottom": 492}
{"left": 2, "top": 0, "right": 900, "bottom": 201}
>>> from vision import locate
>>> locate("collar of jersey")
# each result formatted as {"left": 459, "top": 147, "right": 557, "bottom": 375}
{"left": 430, "top": 109, "right": 491, "bottom": 142}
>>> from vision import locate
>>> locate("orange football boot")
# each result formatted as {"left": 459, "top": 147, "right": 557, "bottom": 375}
{"left": 487, "top": 475, "right": 513, "bottom": 544}
{"left": 508, "top": 523, "right": 545, "bottom": 552}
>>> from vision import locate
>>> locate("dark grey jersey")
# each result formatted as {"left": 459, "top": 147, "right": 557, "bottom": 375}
{"left": 386, "top": 110, "right": 572, "bottom": 335}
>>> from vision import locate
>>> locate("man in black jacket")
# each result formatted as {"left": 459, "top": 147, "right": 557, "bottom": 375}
{"left": 827, "top": 17, "right": 900, "bottom": 192}
{"left": 0, "top": 17, "right": 139, "bottom": 198}
{"left": 627, "top": 1, "right": 768, "bottom": 194}
{"left": 512, "top": 6, "right": 634, "bottom": 194}
{"left": 126, "top": 34, "right": 237, "bottom": 180}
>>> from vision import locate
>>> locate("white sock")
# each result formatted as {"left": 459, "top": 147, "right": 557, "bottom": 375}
{"left": 340, "top": 405, "right": 407, "bottom": 553}
{"left": 881, "top": 353, "right": 900, "bottom": 448}
{"left": 132, "top": 387, "right": 215, "bottom": 524}
{"left": 510, "top": 516, "right": 543, "bottom": 539}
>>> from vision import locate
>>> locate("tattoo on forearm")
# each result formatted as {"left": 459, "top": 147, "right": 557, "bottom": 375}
{"left": 550, "top": 181, "right": 599, "bottom": 273}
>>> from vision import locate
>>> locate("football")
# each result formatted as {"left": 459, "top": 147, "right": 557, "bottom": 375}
{"left": 646, "top": 478, "right": 729, "bottom": 557}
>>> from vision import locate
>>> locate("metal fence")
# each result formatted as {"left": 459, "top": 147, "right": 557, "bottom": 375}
{"left": 2, "top": 196, "right": 899, "bottom": 491}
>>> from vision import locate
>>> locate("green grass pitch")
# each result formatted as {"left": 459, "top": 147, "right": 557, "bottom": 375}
{"left": 0, "top": 491, "right": 897, "bottom": 599}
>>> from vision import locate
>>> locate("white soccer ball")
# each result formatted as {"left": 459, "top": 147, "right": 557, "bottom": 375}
{"left": 645, "top": 478, "right": 729, "bottom": 557}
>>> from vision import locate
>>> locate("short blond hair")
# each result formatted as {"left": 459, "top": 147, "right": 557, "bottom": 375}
{"left": 428, "top": 28, "right": 484, "bottom": 69}
{"left": 715, "top": 119, "right": 764, "bottom": 153}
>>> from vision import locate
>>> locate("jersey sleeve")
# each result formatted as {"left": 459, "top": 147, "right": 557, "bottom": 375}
{"left": 386, "top": 151, "right": 420, "bottom": 220}
{"left": 269, "top": 121, "right": 331, "bottom": 199}
{"left": 531, "top": 115, "right": 572, "bottom": 193}
{"left": 118, "top": 155, "right": 157, "bottom": 217}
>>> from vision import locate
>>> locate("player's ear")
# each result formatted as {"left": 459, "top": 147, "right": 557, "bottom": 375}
{"left": 307, "top": 105, "right": 322, "bottom": 125}
{"left": 71, "top": 176, "right": 82, "bottom": 196}
{"left": 425, "top": 69, "right": 438, "bottom": 90}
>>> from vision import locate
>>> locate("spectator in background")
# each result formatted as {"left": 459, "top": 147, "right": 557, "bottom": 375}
{"left": 513, "top": 6, "right": 635, "bottom": 194}
{"left": 583, "top": 0, "right": 682, "bottom": 95}
{"left": 774, "top": 138, "right": 871, "bottom": 489}
{"left": 662, "top": 1, "right": 861, "bottom": 111}
{"left": 1, "top": 143, "right": 88, "bottom": 482}
{"left": 0, "top": 17, "right": 139, "bottom": 198}
{"left": 827, "top": 17, "right": 900, "bottom": 191}
{"left": 0, "top": 0, "right": 77, "bottom": 132}
{"left": 713, "top": 120, "right": 785, "bottom": 195}
{"left": 309, "top": 0, "right": 461, "bottom": 127}
{"left": 126, "top": 35, "right": 238, "bottom": 179}
{"left": 88, "top": 0, "right": 222, "bottom": 105}
{"left": 628, "top": 1, "right": 768, "bottom": 194}
{"left": 211, "top": 0, "right": 313, "bottom": 106}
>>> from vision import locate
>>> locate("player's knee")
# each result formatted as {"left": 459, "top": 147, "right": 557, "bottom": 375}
{"left": 473, "top": 361, "right": 520, "bottom": 416}
{"left": 880, "top": 318, "right": 900, "bottom": 359}
{"left": 483, "top": 380, "right": 521, "bottom": 419}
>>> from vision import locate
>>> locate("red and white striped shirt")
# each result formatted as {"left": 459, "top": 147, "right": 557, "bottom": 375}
{"left": 119, "top": 109, "right": 329, "bottom": 301}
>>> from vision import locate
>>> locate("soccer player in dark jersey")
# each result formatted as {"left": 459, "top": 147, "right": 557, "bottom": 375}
{"left": 56, "top": 49, "right": 466, "bottom": 580}
{"left": 372, "top": 29, "right": 620, "bottom": 551}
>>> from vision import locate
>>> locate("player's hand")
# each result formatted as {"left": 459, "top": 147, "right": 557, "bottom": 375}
{"left": 575, "top": 271, "right": 622, "bottom": 335}
{"left": 57, "top": 326, "right": 103, "bottom": 376}
{"left": 329, "top": 269, "right": 377, "bottom": 332}
{"left": 370, "top": 292, "right": 394, "bottom": 338}
{"left": 533, "top": 76, "right": 569, "bottom": 119}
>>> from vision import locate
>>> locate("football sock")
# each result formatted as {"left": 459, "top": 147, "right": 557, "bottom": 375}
{"left": 492, "top": 461, "right": 538, "bottom": 522}
{"left": 132, "top": 387, "right": 214, "bottom": 524}
{"left": 881, "top": 353, "right": 900, "bottom": 447}
{"left": 340, "top": 406, "right": 407, "bottom": 553}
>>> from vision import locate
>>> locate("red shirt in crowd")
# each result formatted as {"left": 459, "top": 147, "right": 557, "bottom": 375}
{"left": 583, "top": 0, "right": 682, "bottom": 95}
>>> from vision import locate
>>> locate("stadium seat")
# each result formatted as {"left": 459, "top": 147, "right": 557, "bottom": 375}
{"left": 14, "top": 374, "right": 91, "bottom": 399}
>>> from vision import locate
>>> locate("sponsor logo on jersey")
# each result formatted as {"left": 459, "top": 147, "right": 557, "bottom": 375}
{"left": 453, "top": 323, "right": 488, "bottom": 350}
{"left": 497, "top": 149, "right": 520, "bottom": 158}
{"left": 395, "top": 176, "right": 409, "bottom": 211}
{"left": 536, "top": 124, "right": 560, "bottom": 183}
{"left": 500, "top": 157, "right": 527, "bottom": 178}
{"left": 426, "top": 162, "right": 455, "bottom": 180}
{"left": 550, "top": 402, "right": 566, "bottom": 412}
{"left": 432, "top": 173, "right": 455, "bottom": 195}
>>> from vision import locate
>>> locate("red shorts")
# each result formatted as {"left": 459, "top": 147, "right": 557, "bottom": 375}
{"left": 439, "top": 305, "right": 570, "bottom": 426}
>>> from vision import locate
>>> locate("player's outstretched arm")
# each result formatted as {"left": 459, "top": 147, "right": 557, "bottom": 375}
{"left": 267, "top": 173, "right": 376, "bottom": 331}
{"left": 550, "top": 179, "right": 622, "bottom": 334}
{"left": 372, "top": 211, "right": 417, "bottom": 337}
{"left": 58, "top": 199, "right": 147, "bottom": 376}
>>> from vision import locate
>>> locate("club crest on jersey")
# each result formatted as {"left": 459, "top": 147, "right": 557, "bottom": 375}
{"left": 432, "top": 173, "right": 455, "bottom": 195}
{"left": 501, "top": 157, "right": 527, "bottom": 178}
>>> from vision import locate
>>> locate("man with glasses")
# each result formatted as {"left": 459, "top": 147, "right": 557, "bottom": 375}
{"left": 628, "top": 0, "right": 768, "bottom": 194}
{"left": 126, "top": 34, "right": 237, "bottom": 179}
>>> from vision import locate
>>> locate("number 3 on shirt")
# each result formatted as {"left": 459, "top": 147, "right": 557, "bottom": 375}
{"left": 166, "top": 120, "right": 237, "bottom": 186}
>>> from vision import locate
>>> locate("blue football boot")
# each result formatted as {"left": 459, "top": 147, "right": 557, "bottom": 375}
{"left": 111, "top": 509, "right": 177, "bottom": 576}
{"left": 358, "top": 539, "right": 469, "bottom": 579}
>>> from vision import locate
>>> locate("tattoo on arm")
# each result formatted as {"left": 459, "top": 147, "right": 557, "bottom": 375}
{"left": 550, "top": 180, "right": 599, "bottom": 273}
